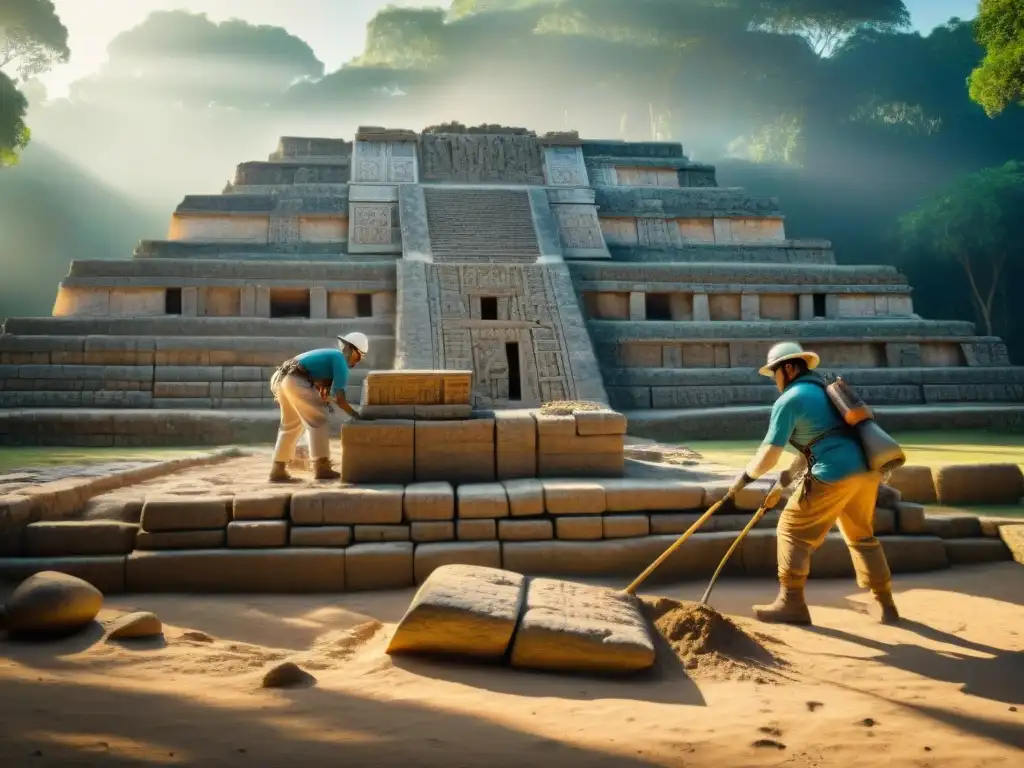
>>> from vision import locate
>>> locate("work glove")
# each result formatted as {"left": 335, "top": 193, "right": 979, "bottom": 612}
{"left": 727, "top": 472, "right": 755, "bottom": 499}
{"left": 779, "top": 468, "right": 796, "bottom": 488}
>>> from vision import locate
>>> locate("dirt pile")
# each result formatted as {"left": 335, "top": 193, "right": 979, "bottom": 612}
{"left": 642, "top": 597, "right": 786, "bottom": 682}
{"left": 539, "top": 400, "right": 606, "bottom": 414}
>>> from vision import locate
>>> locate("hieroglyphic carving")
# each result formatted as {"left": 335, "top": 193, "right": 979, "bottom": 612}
{"left": 638, "top": 217, "right": 671, "bottom": 247}
{"left": 268, "top": 216, "right": 300, "bottom": 243}
{"left": 553, "top": 205, "right": 605, "bottom": 250}
{"left": 353, "top": 141, "right": 386, "bottom": 183}
{"left": 388, "top": 142, "right": 418, "bottom": 183}
{"left": 543, "top": 146, "right": 589, "bottom": 186}
{"left": 420, "top": 134, "right": 545, "bottom": 184}
{"left": 351, "top": 203, "right": 392, "bottom": 245}
{"left": 362, "top": 370, "right": 472, "bottom": 406}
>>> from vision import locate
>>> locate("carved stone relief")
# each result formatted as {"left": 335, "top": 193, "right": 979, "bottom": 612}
{"left": 268, "top": 216, "right": 301, "bottom": 244}
{"left": 543, "top": 146, "right": 589, "bottom": 187}
{"left": 553, "top": 205, "right": 605, "bottom": 250}
{"left": 352, "top": 141, "right": 386, "bottom": 183}
{"left": 638, "top": 217, "right": 672, "bottom": 247}
{"left": 349, "top": 202, "right": 401, "bottom": 252}
{"left": 420, "top": 134, "right": 545, "bottom": 184}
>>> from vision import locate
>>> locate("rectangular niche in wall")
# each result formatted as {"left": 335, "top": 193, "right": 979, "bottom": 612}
{"left": 480, "top": 296, "right": 499, "bottom": 320}
{"left": 165, "top": 288, "right": 182, "bottom": 315}
{"left": 506, "top": 342, "right": 522, "bottom": 402}
{"left": 813, "top": 293, "right": 827, "bottom": 318}
{"left": 356, "top": 293, "right": 373, "bottom": 318}
{"left": 270, "top": 288, "right": 311, "bottom": 319}
{"left": 645, "top": 293, "right": 672, "bottom": 321}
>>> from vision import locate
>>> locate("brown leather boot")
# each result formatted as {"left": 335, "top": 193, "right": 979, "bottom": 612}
{"left": 873, "top": 589, "right": 901, "bottom": 624}
{"left": 754, "top": 585, "right": 812, "bottom": 625}
{"left": 314, "top": 457, "right": 341, "bottom": 481}
{"left": 268, "top": 462, "right": 292, "bottom": 483}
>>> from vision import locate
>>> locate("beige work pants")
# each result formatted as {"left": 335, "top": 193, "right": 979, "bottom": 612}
{"left": 777, "top": 470, "right": 892, "bottom": 593}
{"left": 271, "top": 373, "right": 331, "bottom": 463}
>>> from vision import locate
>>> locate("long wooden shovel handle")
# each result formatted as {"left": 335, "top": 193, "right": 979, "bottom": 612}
{"left": 622, "top": 492, "right": 733, "bottom": 596}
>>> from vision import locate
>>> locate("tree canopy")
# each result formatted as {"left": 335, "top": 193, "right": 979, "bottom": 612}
{"left": 969, "top": 0, "right": 1024, "bottom": 116}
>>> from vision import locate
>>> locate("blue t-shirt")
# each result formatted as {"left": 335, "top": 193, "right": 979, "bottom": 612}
{"left": 763, "top": 378, "right": 867, "bottom": 482}
{"left": 295, "top": 348, "right": 350, "bottom": 397}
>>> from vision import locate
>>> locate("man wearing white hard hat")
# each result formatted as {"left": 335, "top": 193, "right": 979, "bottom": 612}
{"left": 726, "top": 341, "right": 899, "bottom": 626}
{"left": 267, "top": 332, "right": 368, "bottom": 482}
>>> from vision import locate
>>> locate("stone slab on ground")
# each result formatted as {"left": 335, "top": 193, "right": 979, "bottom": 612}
{"left": 944, "top": 538, "right": 1013, "bottom": 565}
{"left": 413, "top": 542, "right": 502, "bottom": 585}
{"left": 136, "top": 530, "right": 226, "bottom": 551}
{"left": 288, "top": 526, "right": 351, "bottom": 547}
{"left": 934, "top": 464, "right": 1024, "bottom": 506}
{"left": 997, "top": 524, "right": 1024, "bottom": 565}
{"left": 509, "top": 578, "right": 655, "bottom": 674}
{"left": 344, "top": 542, "right": 414, "bottom": 591}
{"left": 140, "top": 496, "right": 231, "bottom": 532}
{"left": 126, "top": 549, "right": 346, "bottom": 592}
{"left": 387, "top": 564, "right": 525, "bottom": 659}
{"left": 0, "top": 556, "right": 127, "bottom": 594}
{"left": 227, "top": 520, "right": 288, "bottom": 548}
{"left": 232, "top": 492, "right": 291, "bottom": 520}
{"left": 23, "top": 521, "right": 138, "bottom": 557}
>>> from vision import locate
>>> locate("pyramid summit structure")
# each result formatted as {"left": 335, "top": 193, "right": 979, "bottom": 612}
{"left": 2, "top": 125, "right": 1022, "bottom": 446}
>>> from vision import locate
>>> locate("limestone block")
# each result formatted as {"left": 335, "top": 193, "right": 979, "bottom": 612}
{"left": 457, "top": 519, "right": 497, "bottom": 541}
{"left": 126, "top": 549, "right": 346, "bottom": 592}
{"left": 601, "top": 479, "right": 705, "bottom": 513}
{"left": 23, "top": 521, "right": 137, "bottom": 557}
{"left": 227, "top": 521, "right": 288, "bottom": 548}
{"left": 874, "top": 507, "right": 897, "bottom": 536}
{"left": 539, "top": 434, "right": 624, "bottom": 455}
{"left": 537, "top": 452, "right": 624, "bottom": 478}
{"left": 0, "top": 557, "right": 127, "bottom": 594}
{"left": 603, "top": 515, "right": 650, "bottom": 539}
{"left": 362, "top": 370, "right": 473, "bottom": 407}
{"left": 495, "top": 410, "right": 537, "bottom": 480}
{"left": 291, "top": 486, "right": 404, "bottom": 526}
{"left": 877, "top": 484, "right": 902, "bottom": 509}
{"left": 542, "top": 480, "right": 606, "bottom": 515}
{"left": 415, "top": 420, "right": 496, "bottom": 483}
{"left": 354, "top": 525, "right": 411, "bottom": 543}
{"left": 888, "top": 465, "right": 937, "bottom": 504}
{"left": 532, "top": 413, "right": 577, "bottom": 438}
{"left": 403, "top": 482, "right": 455, "bottom": 522}
{"left": 880, "top": 535, "right": 949, "bottom": 573}
{"left": 497, "top": 451, "right": 536, "bottom": 480}
{"left": 413, "top": 542, "right": 502, "bottom": 585}
{"left": 457, "top": 484, "right": 509, "bottom": 519}
{"left": 896, "top": 502, "right": 927, "bottom": 534}
{"left": 509, "top": 578, "right": 655, "bottom": 674}
{"left": 649, "top": 512, "right": 703, "bottom": 535}
{"left": 574, "top": 410, "right": 627, "bottom": 436}
{"left": 503, "top": 479, "right": 545, "bottom": 517}
{"left": 555, "top": 516, "right": 603, "bottom": 541}
{"left": 934, "top": 464, "right": 1024, "bottom": 506}
{"left": 410, "top": 521, "right": 455, "bottom": 543}
{"left": 345, "top": 542, "right": 414, "bottom": 591}
{"left": 82, "top": 497, "right": 144, "bottom": 524}
{"left": 388, "top": 563, "right": 523, "bottom": 656}
{"left": 341, "top": 420, "right": 414, "bottom": 484}
{"left": 498, "top": 519, "right": 553, "bottom": 541}
{"left": 734, "top": 481, "right": 777, "bottom": 512}
{"left": 4, "top": 571, "right": 103, "bottom": 638}
{"left": 808, "top": 536, "right": 855, "bottom": 578}
{"left": 288, "top": 526, "right": 352, "bottom": 547}
{"left": 923, "top": 514, "right": 983, "bottom": 540}
{"left": 140, "top": 496, "right": 231, "bottom": 532}
{"left": 233, "top": 493, "right": 291, "bottom": 521}
{"left": 945, "top": 538, "right": 1012, "bottom": 565}
{"left": 136, "top": 530, "right": 226, "bottom": 550}
{"left": 998, "top": 524, "right": 1024, "bottom": 565}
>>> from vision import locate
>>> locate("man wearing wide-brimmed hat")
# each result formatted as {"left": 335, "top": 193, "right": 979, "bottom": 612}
{"left": 267, "top": 332, "right": 369, "bottom": 483}
{"left": 726, "top": 341, "right": 899, "bottom": 625}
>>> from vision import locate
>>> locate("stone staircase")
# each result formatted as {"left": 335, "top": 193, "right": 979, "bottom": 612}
{"left": 424, "top": 188, "right": 541, "bottom": 262}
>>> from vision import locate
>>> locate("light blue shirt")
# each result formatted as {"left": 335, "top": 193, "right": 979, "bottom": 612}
{"left": 295, "top": 348, "right": 350, "bottom": 397}
{"left": 763, "top": 377, "right": 868, "bottom": 483}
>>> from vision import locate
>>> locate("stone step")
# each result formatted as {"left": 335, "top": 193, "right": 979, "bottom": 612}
{"left": 424, "top": 187, "right": 541, "bottom": 259}
{"left": 2, "top": 317, "right": 394, "bottom": 338}
{"left": 608, "top": 243, "right": 837, "bottom": 265}
{"left": 66, "top": 258, "right": 397, "bottom": 283}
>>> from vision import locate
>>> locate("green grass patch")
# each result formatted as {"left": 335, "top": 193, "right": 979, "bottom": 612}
{"left": 0, "top": 446, "right": 206, "bottom": 474}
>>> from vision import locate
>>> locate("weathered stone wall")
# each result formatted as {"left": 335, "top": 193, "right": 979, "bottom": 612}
{"left": 609, "top": 243, "right": 835, "bottom": 264}
{"left": 234, "top": 161, "right": 350, "bottom": 186}
{"left": 270, "top": 137, "right": 352, "bottom": 161}
{"left": 420, "top": 134, "right": 546, "bottom": 184}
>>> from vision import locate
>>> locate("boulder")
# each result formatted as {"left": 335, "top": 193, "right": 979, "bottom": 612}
{"left": 998, "top": 524, "right": 1024, "bottom": 565}
{"left": 934, "top": 464, "right": 1024, "bottom": 506}
{"left": 509, "top": 578, "right": 655, "bottom": 674}
{"left": 107, "top": 611, "right": 163, "bottom": 640}
{"left": 4, "top": 571, "right": 103, "bottom": 637}
{"left": 261, "top": 661, "right": 316, "bottom": 689}
{"left": 387, "top": 564, "right": 524, "bottom": 659}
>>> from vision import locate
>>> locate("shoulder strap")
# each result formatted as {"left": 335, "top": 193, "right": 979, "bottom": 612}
{"left": 785, "top": 375, "right": 853, "bottom": 458}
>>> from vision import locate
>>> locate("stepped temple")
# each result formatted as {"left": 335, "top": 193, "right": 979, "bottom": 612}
{"left": 2, "top": 125, "right": 1023, "bottom": 446}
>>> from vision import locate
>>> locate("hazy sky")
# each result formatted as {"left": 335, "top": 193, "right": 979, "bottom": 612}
{"left": 43, "top": 0, "right": 980, "bottom": 98}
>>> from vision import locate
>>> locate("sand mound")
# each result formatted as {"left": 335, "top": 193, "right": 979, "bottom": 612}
{"left": 642, "top": 597, "right": 785, "bottom": 682}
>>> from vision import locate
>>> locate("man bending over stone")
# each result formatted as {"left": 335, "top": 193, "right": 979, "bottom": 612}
{"left": 726, "top": 342, "right": 899, "bottom": 626}
{"left": 268, "top": 332, "right": 368, "bottom": 482}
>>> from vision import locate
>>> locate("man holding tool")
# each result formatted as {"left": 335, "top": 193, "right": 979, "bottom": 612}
{"left": 727, "top": 342, "right": 900, "bottom": 626}
{"left": 267, "top": 332, "right": 368, "bottom": 483}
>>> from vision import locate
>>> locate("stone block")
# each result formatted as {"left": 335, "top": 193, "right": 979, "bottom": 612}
{"left": 880, "top": 535, "right": 949, "bottom": 573}
{"left": 227, "top": 521, "right": 289, "bottom": 548}
{"left": 601, "top": 479, "right": 705, "bottom": 512}
{"left": 403, "top": 483, "right": 455, "bottom": 521}
{"left": 896, "top": 502, "right": 927, "bottom": 534}
{"left": 457, "top": 519, "right": 497, "bottom": 541}
{"left": 874, "top": 507, "right": 897, "bottom": 536}
{"left": 555, "top": 516, "right": 603, "bottom": 540}
{"left": 998, "top": 524, "right": 1024, "bottom": 565}
{"left": 734, "top": 481, "right": 777, "bottom": 511}
{"left": 136, "top": 530, "right": 226, "bottom": 550}
{"left": 341, "top": 420, "right": 414, "bottom": 484}
{"left": 388, "top": 564, "right": 523, "bottom": 656}
{"left": 126, "top": 549, "right": 346, "bottom": 592}
{"left": 503, "top": 479, "right": 545, "bottom": 517}
{"left": 362, "top": 370, "right": 473, "bottom": 407}
{"left": 233, "top": 492, "right": 291, "bottom": 521}
{"left": 542, "top": 480, "right": 606, "bottom": 515}
{"left": 509, "top": 578, "right": 655, "bottom": 674}
{"left": 344, "top": 542, "right": 414, "bottom": 591}
{"left": 291, "top": 486, "right": 404, "bottom": 526}
{"left": 82, "top": 497, "right": 144, "bottom": 524}
{"left": 537, "top": 452, "right": 624, "bottom": 478}
{"left": 457, "top": 484, "right": 509, "bottom": 519}
{"left": 923, "top": 514, "right": 983, "bottom": 539}
{"left": 888, "top": 465, "right": 937, "bottom": 504}
{"left": 140, "top": 496, "right": 231, "bottom": 532}
{"left": 533, "top": 413, "right": 577, "bottom": 438}
{"left": 495, "top": 410, "right": 538, "bottom": 480}
{"left": 945, "top": 538, "right": 1012, "bottom": 565}
{"left": 603, "top": 515, "right": 650, "bottom": 539}
{"left": 498, "top": 519, "right": 553, "bottom": 541}
{"left": 649, "top": 512, "right": 703, "bottom": 535}
{"left": 412, "top": 543, "right": 503, "bottom": 585}
{"left": 23, "top": 521, "right": 138, "bottom": 557}
{"left": 538, "top": 434, "right": 624, "bottom": 455}
{"left": 934, "top": 464, "right": 1024, "bottom": 506}
{"left": 354, "top": 525, "right": 411, "bottom": 543}
{"left": 415, "top": 420, "right": 496, "bottom": 483}
{"left": 808, "top": 536, "right": 855, "bottom": 578}
{"left": 0, "top": 556, "right": 127, "bottom": 594}
{"left": 574, "top": 410, "right": 627, "bottom": 436}
{"left": 410, "top": 521, "right": 455, "bottom": 543}
{"left": 289, "top": 526, "right": 352, "bottom": 547}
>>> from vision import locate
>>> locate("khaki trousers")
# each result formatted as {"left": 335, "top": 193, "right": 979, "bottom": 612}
{"left": 777, "top": 470, "right": 892, "bottom": 593}
{"left": 271, "top": 373, "right": 331, "bottom": 463}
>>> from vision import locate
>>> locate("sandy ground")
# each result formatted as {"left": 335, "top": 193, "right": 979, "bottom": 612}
{"left": 1, "top": 564, "right": 1021, "bottom": 767}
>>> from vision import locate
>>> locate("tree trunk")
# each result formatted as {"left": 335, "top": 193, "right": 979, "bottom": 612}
{"left": 959, "top": 257, "right": 994, "bottom": 336}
